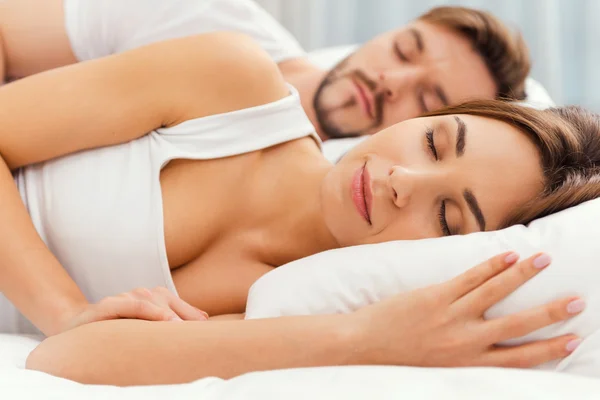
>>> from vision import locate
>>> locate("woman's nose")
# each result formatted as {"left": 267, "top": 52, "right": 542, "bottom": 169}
{"left": 388, "top": 165, "right": 441, "bottom": 208}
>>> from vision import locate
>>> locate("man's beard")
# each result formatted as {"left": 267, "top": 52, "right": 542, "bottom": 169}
{"left": 313, "top": 58, "right": 385, "bottom": 139}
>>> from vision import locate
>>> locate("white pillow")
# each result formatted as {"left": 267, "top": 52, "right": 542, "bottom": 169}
{"left": 246, "top": 198, "right": 600, "bottom": 377}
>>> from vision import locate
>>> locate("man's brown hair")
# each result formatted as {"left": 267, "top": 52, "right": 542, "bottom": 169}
{"left": 419, "top": 7, "right": 531, "bottom": 100}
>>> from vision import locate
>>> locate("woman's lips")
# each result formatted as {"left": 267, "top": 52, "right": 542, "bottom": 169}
{"left": 353, "top": 78, "right": 374, "bottom": 120}
{"left": 352, "top": 163, "right": 372, "bottom": 225}
{"left": 363, "top": 164, "right": 373, "bottom": 223}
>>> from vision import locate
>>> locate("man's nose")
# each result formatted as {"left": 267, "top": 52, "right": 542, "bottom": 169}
{"left": 377, "top": 68, "right": 423, "bottom": 103}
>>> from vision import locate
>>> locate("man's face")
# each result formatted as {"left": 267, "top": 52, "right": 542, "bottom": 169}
{"left": 313, "top": 20, "right": 498, "bottom": 139}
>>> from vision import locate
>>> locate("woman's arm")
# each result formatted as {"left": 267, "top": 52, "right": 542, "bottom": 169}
{"left": 0, "top": 32, "right": 288, "bottom": 335}
{"left": 29, "top": 315, "right": 355, "bottom": 386}
{"left": 27, "top": 253, "right": 584, "bottom": 385}
{"left": 209, "top": 313, "right": 245, "bottom": 321}
{"left": 0, "top": 153, "right": 87, "bottom": 335}
{"left": 0, "top": 31, "right": 285, "bottom": 170}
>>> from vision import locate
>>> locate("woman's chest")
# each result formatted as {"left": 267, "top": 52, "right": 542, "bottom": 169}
{"left": 160, "top": 152, "right": 266, "bottom": 268}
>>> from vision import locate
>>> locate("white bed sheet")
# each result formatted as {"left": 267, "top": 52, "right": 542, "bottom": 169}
{"left": 1, "top": 334, "right": 599, "bottom": 400}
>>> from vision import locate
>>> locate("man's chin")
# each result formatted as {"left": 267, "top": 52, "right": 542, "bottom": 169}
{"left": 319, "top": 115, "right": 373, "bottom": 139}
{"left": 314, "top": 91, "right": 372, "bottom": 139}
{"left": 321, "top": 125, "right": 364, "bottom": 140}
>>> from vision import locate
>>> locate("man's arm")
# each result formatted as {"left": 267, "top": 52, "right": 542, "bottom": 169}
{"left": 0, "top": 0, "right": 77, "bottom": 82}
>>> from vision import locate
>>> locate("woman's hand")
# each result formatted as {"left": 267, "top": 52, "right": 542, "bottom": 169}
{"left": 26, "top": 252, "right": 583, "bottom": 384}
{"left": 60, "top": 287, "right": 208, "bottom": 333}
{"left": 354, "top": 252, "right": 584, "bottom": 368}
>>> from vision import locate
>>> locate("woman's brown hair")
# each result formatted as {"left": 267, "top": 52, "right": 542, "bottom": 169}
{"left": 424, "top": 100, "right": 600, "bottom": 228}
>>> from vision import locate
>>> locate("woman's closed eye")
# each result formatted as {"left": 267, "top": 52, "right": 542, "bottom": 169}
{"left": 426, "top": 127, "right": 438, "bottom": 160}
{"left": 438, "top": 200, "right": 451, "bottom": 236}
{"left": 427, "top": 127, "right": 451, "bottom": 236}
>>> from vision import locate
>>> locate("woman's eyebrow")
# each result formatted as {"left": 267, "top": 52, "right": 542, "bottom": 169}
{"left": 451, "top": 116, "right": 484, "bottom": 231}
{"left": 463, "top": 189, "right": 486, "bottom": 231}
{"left": 454, "top": 116, "right": 467, "bottom": 157}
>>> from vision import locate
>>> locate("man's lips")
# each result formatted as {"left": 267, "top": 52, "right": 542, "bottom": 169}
{"left": 353, "top": 78, "right": 375, "bottom": 119}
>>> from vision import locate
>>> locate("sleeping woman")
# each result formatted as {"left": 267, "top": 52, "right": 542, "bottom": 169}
{"left": 0, "top": 33, "right": 598, "bottom": 385}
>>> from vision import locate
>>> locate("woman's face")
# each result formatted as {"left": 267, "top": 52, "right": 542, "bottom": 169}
{"left": 320, "top": 114, "right": 544, "bottom": 246}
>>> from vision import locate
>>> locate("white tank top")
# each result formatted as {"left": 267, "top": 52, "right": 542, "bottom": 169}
{"left": 0, "top": 85, "right": 319, "bottom": 334}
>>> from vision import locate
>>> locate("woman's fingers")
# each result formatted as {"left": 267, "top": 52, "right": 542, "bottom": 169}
{"left": 458, "top": 253, "right": 551, "bottom": 314}
{"left": 90, "top": 296, "right": 181, "bottom": 322}
{"left": 68, "top": 287, "right": 209, "bottom": 330}
{"left": 482, "top": 334, "right": 581, "bottom": 369}
{"left": 97, "top": 287, "right": 209, "bottom": 322}
{"left": 443, "top": 251, "right": 519, "bottom": 301}
{"left": 168, "top": 297, "right": 209, "bottom": 321}
{"left": 156, "top": 287, "right": 209, "bottom": 321}
{"left": 128, "top": 287, "right": 208, "bottom": 321}
{"left": 485, "top": 296, "right": 585, "bottom": 344}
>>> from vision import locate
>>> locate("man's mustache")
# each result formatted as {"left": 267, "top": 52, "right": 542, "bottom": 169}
{"left": 351, "top": 70, "right": 385, "bottom": 127}
{"left": 353, "top": 69, "right": 377, "bottom": 91}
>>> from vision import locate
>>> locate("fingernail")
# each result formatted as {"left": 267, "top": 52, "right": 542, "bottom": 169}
{"left": 170, "top": 316, "right": 183, "bottom": 322}
{"left": 566, "top": 338, "right": 582, "bottom": 352}
{"left": 200, "top": 311, "right": 209, "bottom": 320}
{"left": 533, "top": 253, "right": 552, "bottom": 269}
{"left": 567, "top": 299, "right": 586, "bottom": 314}
{"left": 504, "top": 252, "right": 520, "bottom": 264}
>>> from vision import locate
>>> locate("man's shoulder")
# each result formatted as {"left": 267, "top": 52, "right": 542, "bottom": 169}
{"left": 67, "top": 0, "right": 306, "bottom": 63}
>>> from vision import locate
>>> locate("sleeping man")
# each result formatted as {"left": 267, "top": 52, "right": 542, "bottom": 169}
{"left": 0, "top": 0, "right": 532, "bottom": 141}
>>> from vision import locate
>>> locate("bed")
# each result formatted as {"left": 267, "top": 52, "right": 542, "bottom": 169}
{"left": 2, "top": 48, "right": 596, "bottom": 398}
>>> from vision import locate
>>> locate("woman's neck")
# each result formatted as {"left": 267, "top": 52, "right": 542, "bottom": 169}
{"left": 248, "top": 138, "right": 339, "bottom": 267}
